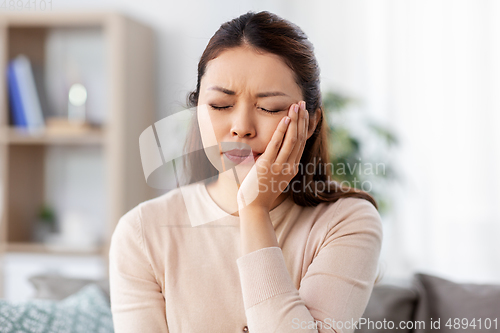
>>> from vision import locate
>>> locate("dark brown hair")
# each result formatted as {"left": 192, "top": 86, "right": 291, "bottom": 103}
{"left": 183, "top": 10, "right": 378, "bottom": 210}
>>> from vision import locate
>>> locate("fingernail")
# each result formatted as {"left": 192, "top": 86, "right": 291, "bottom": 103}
{"left": 285, "top": 117, "right": 291, "bottom": 124}
{"left": 293, "top": 104, "right": 299, "bottom": 113}
{"left": 301, "top": 101, "right": 306, "bottom": 110}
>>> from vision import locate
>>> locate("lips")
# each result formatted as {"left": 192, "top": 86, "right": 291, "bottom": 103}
{"left": 224, "top": 148, "right": 255, "bottom": 157}
{"left": 223, "top": 148, "right": 261, "bottom": 163}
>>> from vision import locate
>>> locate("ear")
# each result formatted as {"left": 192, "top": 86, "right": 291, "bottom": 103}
{"left": 306, "top": 108, "right": 321, "bottom": 140}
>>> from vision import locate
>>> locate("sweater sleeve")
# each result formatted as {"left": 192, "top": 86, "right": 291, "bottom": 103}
{"left": 236, "top": 198, "right": 383, "bottom": 333}
{"left": 108, "top": 205, "right": 169, "bottom": 333}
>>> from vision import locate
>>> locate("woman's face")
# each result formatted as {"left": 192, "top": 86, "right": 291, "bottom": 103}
{"left": 197, "top": 46, "right": 304, "bottom": 176}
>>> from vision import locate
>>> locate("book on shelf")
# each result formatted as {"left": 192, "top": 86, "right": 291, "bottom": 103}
{"left": 7, "top": 60, "right": 27, "bottom": 128}
{"left": 7, "top": 55, "right": 46, "bottom": 133}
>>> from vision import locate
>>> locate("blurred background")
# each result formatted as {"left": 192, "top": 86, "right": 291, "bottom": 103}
{"left": 0, "top": 0, "right": 499, "bottom": 310}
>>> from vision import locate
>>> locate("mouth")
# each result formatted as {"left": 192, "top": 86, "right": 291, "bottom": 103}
{"left": 223, "top": 149, "right": 262, "bottom": 163}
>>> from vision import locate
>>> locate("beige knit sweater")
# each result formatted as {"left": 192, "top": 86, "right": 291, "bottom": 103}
{"left": 109, "top": 181, "right": 383, "bottom": 333}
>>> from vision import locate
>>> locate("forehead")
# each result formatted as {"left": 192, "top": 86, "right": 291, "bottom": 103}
{"left": 201, "top": 46, "right": 302, "bottom": 97}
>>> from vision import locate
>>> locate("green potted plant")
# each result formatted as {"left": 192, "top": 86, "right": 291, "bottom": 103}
{"left": 32, "top": 204, "right": 58, "bottom": 243}
{"left": 322, "top": 89, "right": 400, "bottom": 215}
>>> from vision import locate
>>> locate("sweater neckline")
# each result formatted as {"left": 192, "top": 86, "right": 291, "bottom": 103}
{"left": 197, "top": 181, "right": 295, "bottom": 225}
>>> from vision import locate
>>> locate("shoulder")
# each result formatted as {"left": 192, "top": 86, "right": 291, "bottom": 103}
{"left": 110, "top": 184, "right": 200, "bottom": 260}
{"left": 331, "top": 197, "right": 381, "bottom": 224}
{"left": 138, "top": 183, "right": 202, "bottom": 223}
{"left": 113, "top": 183, "right": 199, "bottom": 236}
{"left": 138, "top": 186, "right": 189, "bottom": 217}
{"left": 313, "top": 196, "right": 381, "bottom": 224}
{"left": 319, "top": 197, "right": 383, "bottom": 247}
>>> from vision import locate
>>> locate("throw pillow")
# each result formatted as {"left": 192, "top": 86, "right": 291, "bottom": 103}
{"left": 355, "top": 284, "right": 419, "bottom": 333}
{"left": 413, "top": 273, "right": 500, "bottom": 333}
{"left": 0, "top": 283, "right": 113, "bottom": 333}
{"left": 28, "top": 273, "right": 110, "bottom": 304}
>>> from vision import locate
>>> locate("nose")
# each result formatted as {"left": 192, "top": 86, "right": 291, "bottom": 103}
{"left": 230, "top": 105, "right": 256, "bottom": 138}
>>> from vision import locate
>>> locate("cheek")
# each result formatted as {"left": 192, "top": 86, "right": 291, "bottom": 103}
{"left": 260, "top": 119, "right": 282, "bottom": 147}
{"left": 197, "top": 104, "right": 219, "bottom": 148}
{"left": 207, "top": 114, "right": 227, "bottom": 142}
{"left": 197, "top": 106, "right": 227, "bottom": 172}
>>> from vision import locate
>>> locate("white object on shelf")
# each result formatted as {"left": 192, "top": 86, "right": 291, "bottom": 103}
{"left": 68, "top": 83, "right": 87, "bottom": 124}
{"left": 52, "top": 210, "right": 99, "bottom": 249}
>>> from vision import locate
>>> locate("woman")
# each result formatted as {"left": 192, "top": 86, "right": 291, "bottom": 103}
{"left": 109, "top": 10, "right": 383, "bottom": 333}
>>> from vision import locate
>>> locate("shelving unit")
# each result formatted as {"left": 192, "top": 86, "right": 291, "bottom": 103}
{"left": 0, "top": 12, "right": 156, "bottom": 299}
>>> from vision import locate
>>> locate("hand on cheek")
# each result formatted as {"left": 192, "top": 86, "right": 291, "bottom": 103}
{"left": 237, "top": 100, "right": 309, "bottom": 211}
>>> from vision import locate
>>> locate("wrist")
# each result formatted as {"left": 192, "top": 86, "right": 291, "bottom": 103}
{"left": 238, "top": 203, "right": 269, "bottom": 217}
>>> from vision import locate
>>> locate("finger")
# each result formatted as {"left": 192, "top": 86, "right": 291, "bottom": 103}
{"left": 260, "top": 113, "right": 291, "bottom": 162}
{"left": 275, "top": 103, "right": 299, "bottom": 165}
{"left": 290, "top": 101, "right": 309, "bottom": 166}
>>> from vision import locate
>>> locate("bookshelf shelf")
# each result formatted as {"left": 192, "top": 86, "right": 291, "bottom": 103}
{"left": 0, "top": 11, "right": 113, "bottom": 27}
{"left": 4, "top": 242, "right": 102, "bottom": 256}
{"left": 0, "top": 11, "right": 157, "bottom": 299}
{"left": 1, "top": 126, "right": 105, "bottom": 145}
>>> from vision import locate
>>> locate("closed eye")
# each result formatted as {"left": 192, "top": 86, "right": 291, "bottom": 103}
{"left": 259, "top": 107, "right": 283, "bottom": 114}
{"left": 209, "top": 105, "right": 283, "bottom": 114}
{"left": 209, "top": 105, "right": 231, "bottom": 110}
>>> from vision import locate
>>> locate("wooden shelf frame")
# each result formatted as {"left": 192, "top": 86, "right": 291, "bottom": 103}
{"left": 0, "top": 126, "right": 105, "bottom": 145}
{"left": 4, "top": 242, "right": 102, "bottom": 256}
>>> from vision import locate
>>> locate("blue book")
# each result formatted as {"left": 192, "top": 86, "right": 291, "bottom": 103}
{"left": 7, "top": 61, "right": 28, "bottom": 128}
{"left": 13, "top": 55, "right": 45, "bottom": 132}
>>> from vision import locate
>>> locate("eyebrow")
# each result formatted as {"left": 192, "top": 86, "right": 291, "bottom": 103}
{"left": 207, "top": 86, "right": 289, "bottom": 98}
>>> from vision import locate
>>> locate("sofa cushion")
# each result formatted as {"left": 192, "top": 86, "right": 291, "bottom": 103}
{"left": 0, "top": 283, "right": 113, "bottom": 333}
{"left": 355, "top": 283, "right": 419, "bottom": 333}
{"left": 28, "top": 273, "right": 110, "bottom": 304}
{"left": 413, "top": 273, "right": 500, "bottom": 333}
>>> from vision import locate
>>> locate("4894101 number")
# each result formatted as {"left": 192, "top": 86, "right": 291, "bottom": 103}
{"left": 446, "top": 318, "right": 498, "bottom": 330}
{"left": 0, "top": 0, "right": 53, "bottom": 11}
